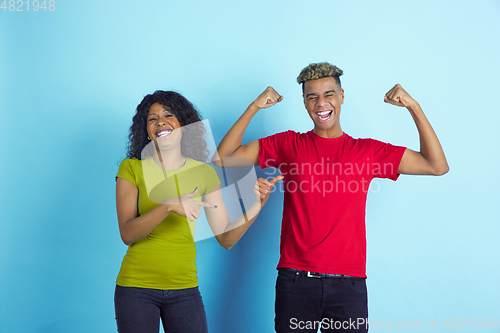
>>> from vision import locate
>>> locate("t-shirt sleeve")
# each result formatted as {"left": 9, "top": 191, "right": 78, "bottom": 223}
{"left": 258, "top": 131, "right": 292, "bottom": 168}
{"left": 204, "top": 164, "right": 222, "bottom": 194}
{"left": 116, "top": 159, "right": 138, "bottom": 186}
{"left": 370, "top": 139, "right": 406, "bottom": 181}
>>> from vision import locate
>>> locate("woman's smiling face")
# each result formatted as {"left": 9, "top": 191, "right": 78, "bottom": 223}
{"left": 146, "top": 102, "right": 182, "bottom": 150}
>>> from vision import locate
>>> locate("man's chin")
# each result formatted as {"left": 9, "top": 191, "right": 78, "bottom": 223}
{"left": 314, "top": 121, "right": 335, "bottom": 130}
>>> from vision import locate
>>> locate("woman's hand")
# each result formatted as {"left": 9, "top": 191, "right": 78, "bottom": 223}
{"left": 163, "top": 187, "right": 217, "bottom": 222}
{"left": 254, "top": 175, "right": 284, "bottom": 207}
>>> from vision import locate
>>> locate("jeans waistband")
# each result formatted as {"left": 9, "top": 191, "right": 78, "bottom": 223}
{"left": 282, "top": 268, "right": 360, "bottom": 278}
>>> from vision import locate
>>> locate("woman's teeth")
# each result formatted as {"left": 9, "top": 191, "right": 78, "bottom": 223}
{"left": 157, "top": 130, "right": 172, "bottom": 137}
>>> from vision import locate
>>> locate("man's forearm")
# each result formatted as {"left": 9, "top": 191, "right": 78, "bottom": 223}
{"left": 214, "top": 86, "right": 282, "bottom": 167}
{"left": 408, "top": 103, "right": 449, "bottom": 175}
{"left": 216, "top": 104, "right": 260, "bottom": 160}
{"left": 216, "top": 201, "right": 262, "bottom": 250}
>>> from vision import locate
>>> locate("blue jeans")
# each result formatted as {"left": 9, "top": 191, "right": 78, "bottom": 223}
{"left": 275, "top": 269, "right": 369, "bottom": 332}
{"left": 114, "top": 285, "right": 208, "bottom": 333}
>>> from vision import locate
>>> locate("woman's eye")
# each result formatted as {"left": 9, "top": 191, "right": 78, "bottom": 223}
{"left": 164, "top": 114, "right": 173, "bottom": 118}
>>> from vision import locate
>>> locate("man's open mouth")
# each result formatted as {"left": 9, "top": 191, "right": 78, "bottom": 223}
{"left": 316, "top": 111, "right": 332, "bottom": 122}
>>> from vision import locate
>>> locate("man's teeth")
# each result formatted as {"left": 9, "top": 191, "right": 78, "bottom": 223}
{"left": 317, "top": 111, "right": 332, "bottom": 119}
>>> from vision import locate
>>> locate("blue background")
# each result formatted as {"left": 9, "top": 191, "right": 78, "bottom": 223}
{"left": 1, "top": 0, "right": 499, "bottom": 332}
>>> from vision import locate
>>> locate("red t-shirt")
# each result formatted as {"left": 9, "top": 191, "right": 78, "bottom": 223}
{"left": 259, "top": 130, "right": 406, "bottom": 278}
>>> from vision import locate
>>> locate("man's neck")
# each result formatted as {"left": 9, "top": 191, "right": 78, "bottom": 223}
{"left": 313, "top": 125, "right": 343, "bottom": 139}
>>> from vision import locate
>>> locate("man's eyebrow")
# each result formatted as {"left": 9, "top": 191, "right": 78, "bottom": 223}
{"left": 305, "top": 90, "right": 336, "bottom": 98}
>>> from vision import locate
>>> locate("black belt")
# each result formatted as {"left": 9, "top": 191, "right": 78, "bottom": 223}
{"left": 283, "top": 268, "right": 359, "bottom": 278}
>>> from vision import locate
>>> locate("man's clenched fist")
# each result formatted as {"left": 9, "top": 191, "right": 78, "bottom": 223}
{"left": 384, "top": 84, "right": 418, "bottom": 108}
{"left": 251, "top": 86, "right": 283, "bottom": 109}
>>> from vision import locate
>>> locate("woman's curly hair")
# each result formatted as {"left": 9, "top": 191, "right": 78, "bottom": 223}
{"left": 126, "top": 90, "right": 209, "bottom": 162}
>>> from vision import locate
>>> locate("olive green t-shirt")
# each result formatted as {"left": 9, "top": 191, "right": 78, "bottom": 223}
{"left": 115, "top": 156, "right": 220, "bottom": 289}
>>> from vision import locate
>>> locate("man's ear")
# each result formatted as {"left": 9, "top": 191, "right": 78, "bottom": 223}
{"left": 340, "top": 89, "right": 345, "bottom": 105}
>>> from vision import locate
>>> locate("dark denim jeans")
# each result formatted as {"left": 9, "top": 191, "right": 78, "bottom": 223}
{"left": 114, "top": 285, "right": 208, "bottom": 333}
{"left": 275, "top": 269, "right": 369, "bottom": 332}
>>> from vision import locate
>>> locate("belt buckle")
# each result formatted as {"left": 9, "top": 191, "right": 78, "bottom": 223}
{"left": 307, "top": 271, "right": 321, "bottom": 278}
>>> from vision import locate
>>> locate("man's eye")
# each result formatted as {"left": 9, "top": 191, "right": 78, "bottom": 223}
{"left": 325, "top": 94, "right": 333, "bottom": 97}
{"left": 308, "top": 97, "right": 316, "bottom": 100}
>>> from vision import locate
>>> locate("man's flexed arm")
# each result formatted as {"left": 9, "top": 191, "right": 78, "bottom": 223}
{"left": 384, "top": 84, "right": 449, "bottom": 176}
{"left": 213, "top": 87, "right": 283, "bottom": 167}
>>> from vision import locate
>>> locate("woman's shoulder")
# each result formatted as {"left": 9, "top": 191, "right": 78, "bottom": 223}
{"left": 116, "top": 157, "right": 145, "bottom": 185}
{"left": 120, "top": 156, "right": 141, "bottom": 166}
{"left": 118, "top": 157, "right": 147, "bottom": 174}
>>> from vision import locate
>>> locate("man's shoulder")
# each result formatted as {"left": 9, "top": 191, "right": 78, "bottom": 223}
{"left": 262, "top": 129, "right": 310, "bottom": 140}
{"left": 344, "top": 134, "right": 382, "bottom": 146}
{"left": 267, "top": 129, "right": 303, "bottom": 136}
{"left": 345, "top": 135, "right": 405, "bottom": 154}
{"left": 340, "top": 134, "right": 386, "bottom": 155}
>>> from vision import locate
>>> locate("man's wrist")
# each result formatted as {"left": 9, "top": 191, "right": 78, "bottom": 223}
{"left": 252, "top": 199, "right": 264, "bottom": 210}
{"left": 247, "top": 103, "right": 262, "bottom": 114}
{"left": 406, "top": 100, "right": 422, "bottom": 113}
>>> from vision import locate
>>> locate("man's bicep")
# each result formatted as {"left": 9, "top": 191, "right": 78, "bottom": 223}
{"left": 226, "top": 140, "right": 260, "bottom": 166}
{"left": 398, "top": 148, "right": 435, "bottom": 175}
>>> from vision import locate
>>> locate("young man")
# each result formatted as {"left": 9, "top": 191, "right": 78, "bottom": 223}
{"left": 215, "top": 62, "right": 448, "bottom": 332}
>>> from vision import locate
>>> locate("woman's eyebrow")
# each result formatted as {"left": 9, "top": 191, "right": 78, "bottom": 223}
{"left": 148, "top": 109, "right": 171, "bottom": 116}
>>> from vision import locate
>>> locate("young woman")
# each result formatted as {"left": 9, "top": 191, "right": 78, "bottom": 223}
{"left": 114, "top": 90, "right": 282, "bottom": 333}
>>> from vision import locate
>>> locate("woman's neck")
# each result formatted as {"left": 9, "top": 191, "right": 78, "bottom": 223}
{"left": 153, "top": 147, "right": 186, "bottom": 170}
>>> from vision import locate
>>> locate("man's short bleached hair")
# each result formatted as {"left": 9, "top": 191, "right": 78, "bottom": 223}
{"left": 297, "top": 62, "right": 343, "bottom": 86}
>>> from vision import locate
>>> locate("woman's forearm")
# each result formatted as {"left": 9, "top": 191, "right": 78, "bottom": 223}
{"left": 120, "top": 204, "right": 173, "bottom": 245}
